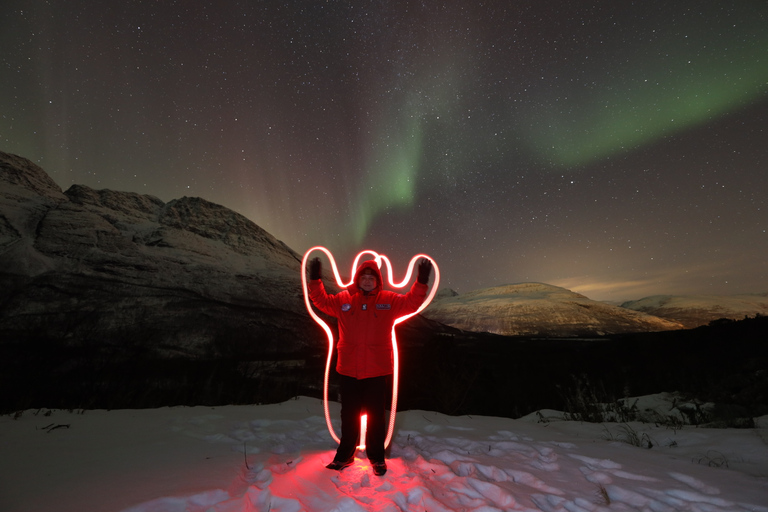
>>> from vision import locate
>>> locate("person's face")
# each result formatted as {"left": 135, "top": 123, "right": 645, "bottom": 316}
{"left": 358, "top": 272, "right": 377, "bottom": 292}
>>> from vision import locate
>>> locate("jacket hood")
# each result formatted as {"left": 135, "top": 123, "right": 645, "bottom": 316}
{"left": 350, "top": 259, "right": 384, "bottom": 294}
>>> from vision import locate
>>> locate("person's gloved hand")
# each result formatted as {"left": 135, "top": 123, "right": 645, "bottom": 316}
{"left": 417, "top": 258, "right": 432, "bottom": 285}
{"left": 308, "top": 257, "right": 322, "bottom": 280}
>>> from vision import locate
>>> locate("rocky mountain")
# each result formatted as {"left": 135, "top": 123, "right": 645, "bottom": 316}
{"left": 423, "top": 283, "right": 684, "bottom": 337}
{"left": 0, "top": 151, "right": 320, "bottom": 360}
{"left": 621, "top": 294, "right": 768, "bottom": 329}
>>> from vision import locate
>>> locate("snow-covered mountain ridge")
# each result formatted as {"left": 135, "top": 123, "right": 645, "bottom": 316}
{"left": 424, "top": 283, "right": 684, "bottom": 336}
{"left": 0, "top": 151, "right": 315, "bottom": 359}
{"left": 621, "top": 293, "right": 768, "bottom": 329}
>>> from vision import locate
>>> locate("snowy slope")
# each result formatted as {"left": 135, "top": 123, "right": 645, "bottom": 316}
{"left": 622, "top": 294, "right": 768, "bottom": 329}
{"left": 424, "top": 283, "right": 683, "bottom": 337}
{"left": 2, "top": 397, "right": 766, "bottom": 512}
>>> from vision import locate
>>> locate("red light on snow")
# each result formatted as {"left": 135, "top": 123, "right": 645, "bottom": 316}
{"left": 301, "top": 247, "right": 439, "bottom": 449}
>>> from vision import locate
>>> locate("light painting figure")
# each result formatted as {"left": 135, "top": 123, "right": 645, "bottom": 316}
{"left": 301, "top": 247, "right": 439, "bottom": 476}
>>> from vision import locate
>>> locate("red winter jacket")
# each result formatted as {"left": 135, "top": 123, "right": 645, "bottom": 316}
{"left": 308, "top": 260, "right": 428, "bottom": 379}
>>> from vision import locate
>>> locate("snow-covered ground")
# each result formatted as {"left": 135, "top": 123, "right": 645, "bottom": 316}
{"left": 2, "top": 396, "right": 767, "bottom": 512}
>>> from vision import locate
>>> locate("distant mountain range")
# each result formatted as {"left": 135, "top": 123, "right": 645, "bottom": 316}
{"left": 4, "top": 150, "right": 768, "bottom": 418}
{"left": 423, "top": 284, "right": 684, "bottom": 337}
{"left": 2, "top": 150, "right": 765, "bottom": 352}
{"left": 621, "top": 294, "right": 768, "bottom": 329}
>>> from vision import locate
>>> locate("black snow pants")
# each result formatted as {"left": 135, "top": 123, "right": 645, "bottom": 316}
{"left": 334, "top": 374, "right": 389, "bottom": 463}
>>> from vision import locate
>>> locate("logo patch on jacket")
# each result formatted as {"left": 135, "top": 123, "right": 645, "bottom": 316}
{"left": 376, "top": 304, "right": 392, "bottom": 310}
{"left": 341, "top": 303, "right": 351, "bottom": 312}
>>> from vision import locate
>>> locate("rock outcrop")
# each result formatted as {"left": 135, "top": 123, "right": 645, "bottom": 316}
{"left": 0, "top": 151, "right": 317, "bottom": 359}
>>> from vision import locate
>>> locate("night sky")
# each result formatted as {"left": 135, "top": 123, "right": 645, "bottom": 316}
{"left": 2, "top": 1, "right": 766, "bottom": 301}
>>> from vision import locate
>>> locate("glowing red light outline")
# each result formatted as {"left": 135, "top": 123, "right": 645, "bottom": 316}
{"left": 301, "top": 246, "right": 440, "bottom": 449}
{"left": 358, "top": 414, "right": 368, "bottom": 451}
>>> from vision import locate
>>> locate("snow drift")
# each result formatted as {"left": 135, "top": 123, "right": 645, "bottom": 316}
{"left": 2, "top": 397, "right": 766, "bottom": 512}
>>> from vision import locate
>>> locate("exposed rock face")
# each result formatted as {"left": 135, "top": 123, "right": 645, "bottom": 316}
{"left": 621, "top": 294, "right": 768, "bottom": 329}
{"left": 0, "top": 153, "right": 68, "bottom": 277}
{"left": 0, "top": 151, "right": 317, "bottom": 358}
{"left": 423, "top": 283, "right": 684, "bottom": 337}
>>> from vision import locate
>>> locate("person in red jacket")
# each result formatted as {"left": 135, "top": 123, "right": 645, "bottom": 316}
{"left": 307, "top": 256, "right": 432, "bottom": 476}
